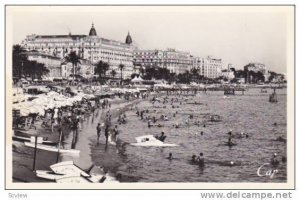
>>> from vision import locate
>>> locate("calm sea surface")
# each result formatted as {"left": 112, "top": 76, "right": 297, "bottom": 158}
{"left": 66, "top": 88, "right": 287, "bottom": 183}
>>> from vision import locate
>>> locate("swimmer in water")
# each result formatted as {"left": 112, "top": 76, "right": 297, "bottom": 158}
{"left": 197, "top": 153, "right": 205, "bottom": 167}
{"left": 167, "top": 153, "right": 173, "bottom": 160}
{"left": 228, "top": 131, "right": 233, "bottom": 145}
{"left": 230, "top": 161, "right": 235, "bottom": 167}
{"left": 271, "top": 153, "right": 279, "bottom": 166}
{"left": 157, "top": 132, "right": 166, "bottom": 142}
{"left": 191, "top": 155, "right": 197, "bottom": 164}
{"left": 276, "top": 136, "right": 286, "bottom": 142}
{"left": 200, "top": 131, "right": 204, "bottom": 136}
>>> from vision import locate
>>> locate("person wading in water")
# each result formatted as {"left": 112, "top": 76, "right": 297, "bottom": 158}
{"left": 96, "top": 123, "right": 101, "bottom": 144}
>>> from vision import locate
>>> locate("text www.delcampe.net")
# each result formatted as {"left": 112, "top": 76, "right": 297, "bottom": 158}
{"left": 199, "top": 191, "right": 292, "bottom": 200}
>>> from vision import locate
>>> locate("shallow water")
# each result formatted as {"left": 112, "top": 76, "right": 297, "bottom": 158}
{"left": 63, "top": 88, "right": 287, "bottom": 183}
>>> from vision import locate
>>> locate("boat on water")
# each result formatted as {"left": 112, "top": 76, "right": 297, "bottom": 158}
{"left": 13, "top": 135, "right": 57, "bottom": 146}
{"left": 209, "top": 115, "right": 222, "bottom": 122}
{"left": 130, "top": 135, "right": 178, "bottom": 147}
{"left": 269, "top": 88, "right": 278, "bottom": 103}
{"left": 24, "top": 142, "right": 80, "bottom": 155}
{"left": 260, "top": 88, "right": 268, "bottom": 93}
{"left": 223, "top": 141, "right": 237, "bottom": 147}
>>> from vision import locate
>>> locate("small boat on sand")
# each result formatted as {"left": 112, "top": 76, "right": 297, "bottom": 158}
{"left": 13, "top": 135, "right": 57, "bottom": 146}
{"left": 36, "top": 161, "right": 118, "bottom": 183}
{"left": 24, "top": 142, "right": 80, "bottom": 155}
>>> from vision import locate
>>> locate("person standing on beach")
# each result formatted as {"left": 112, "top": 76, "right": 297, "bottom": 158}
{"left": 96, "top": 123, "right": 101, "bottom": 144}
{"left": 51, "top": 118, "right": 55, "bottom": 133}
{"left": 113, "top": 125, "right": 119, "bottom": 142}
{"left": 105, "top": 125, "right": 110, "bottom": 146}
{"left": 58, "top": 123, "right": 65, "bottom": 148}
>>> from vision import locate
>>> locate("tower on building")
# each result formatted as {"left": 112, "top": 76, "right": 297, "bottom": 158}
{"left": 89, "top": 23, "right": 97, "bottom": 36}
{"left": 125, "top": 31, "right": 132, "bottom": 44}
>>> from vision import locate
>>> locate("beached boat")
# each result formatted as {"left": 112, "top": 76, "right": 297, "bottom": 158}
{"left": 55, "top": 174, "right": 118, "bottom": 183}
{"left": 36, "top": 161, "right": 119, "bottom": 183}
{"left": 50, "top": 161, "right": 89, "bottom": 176}
{"left": 130, "top": 135, "right": 178, "bottom": 147}
{"left": 36, "top": 170, "right": 65, "bottom": 181}
{"left": 24, "top": 142, "right": 80, "bottom": 155}
{"left": 13, "top": 135, "right": 57, "bottom": 146}
{"left": 55, "top": 176, "right": 94, "bottom": 183}
{"left": 36, "top": 171, "right": 106, "bottom": 183}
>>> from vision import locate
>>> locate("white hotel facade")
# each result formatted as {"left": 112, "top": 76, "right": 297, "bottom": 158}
{"left": 21, "top": 23, "right": 223, "bottom": 80}
{"left": 21, "top": 24, "right": 135, "bottom": 79}
{"left": 133, "top": 48, "right": 193, "bottom": 74}
{"left": 193, "top": 56, "right": 223, "bottom": 79}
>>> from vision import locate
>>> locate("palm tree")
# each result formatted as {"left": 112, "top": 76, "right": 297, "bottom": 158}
{"left": 95, "top": 60, "right": 110, "bottom": 82}
{"left": 119, "top": 63, "right": 125, "bottom": 85}
{"left": 13, "top": 45, "right": 28, "bottom": 80}
{"left": 139, "top": 66, "right": 145, "bottom": 78}
{"left": 64, "top": 51, "right": 81, "bottom": 82}
{"left": 111, "top": 69, "right": 117, "bottom": 78}
{"left": 191, "top": 68, "right": 199, "bottom": 82}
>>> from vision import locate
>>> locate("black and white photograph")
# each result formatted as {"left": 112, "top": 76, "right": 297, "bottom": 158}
{"left": 5, "top": 5, "right": 295, "bottom": 189}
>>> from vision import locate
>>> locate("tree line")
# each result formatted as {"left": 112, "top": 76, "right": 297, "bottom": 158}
{"left": 12, "top": 44, "right": 217, "bottom": 85}
{"left": 13, "top": 45, "right": 49, "bottom": 81}
{"left": 13, "top": 44, "right": 284, "bottom": 85}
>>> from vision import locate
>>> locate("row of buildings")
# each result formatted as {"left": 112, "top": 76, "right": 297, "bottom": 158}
{"left": 21, "top": 23, "right": 233, "bottom": 80}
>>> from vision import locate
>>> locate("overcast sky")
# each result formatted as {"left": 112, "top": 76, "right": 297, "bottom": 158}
{"left": 8, "top": 6, "right": 292, "bottom": 73}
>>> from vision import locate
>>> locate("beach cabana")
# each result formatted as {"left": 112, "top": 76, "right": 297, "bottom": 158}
{"left": 131, "top": 76, "right": 144, "bottom": 84}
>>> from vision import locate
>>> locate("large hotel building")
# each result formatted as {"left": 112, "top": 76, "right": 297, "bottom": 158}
{"left": 133, "top": 49, "right": 193, "bottom": 74}
{"left": 21, "top": 23, "right": 135, "bottom": 79}
{"left": 133, "top": 50, "right": 223, "bottom": 78}
{"left": 21, "top": 23, "right": 223, "bottom": 80}
{"left": 193, "top": 56, "right": 223, "bottom": 79}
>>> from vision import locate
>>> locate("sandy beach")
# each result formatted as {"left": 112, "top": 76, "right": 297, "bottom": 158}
{"left": 12, "top": 90, "right": 157, "bottom": 182}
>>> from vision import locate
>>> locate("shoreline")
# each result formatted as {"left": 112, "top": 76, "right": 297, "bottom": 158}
{"left": 12, "top": 93, "right": 158, "bottom": 183}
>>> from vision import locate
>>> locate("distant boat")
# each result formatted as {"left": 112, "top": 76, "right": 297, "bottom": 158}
{"left": 269, "top": 88, "right": 278, "bottom": 103}
{"left": 260, "top": 88, "right": 268, "bottom": 93}
{"left": 209, "top": 115, "right": 222, "bottom": 122}
{"left": 24, "top": 142, "right": 80, "bottom": 155}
